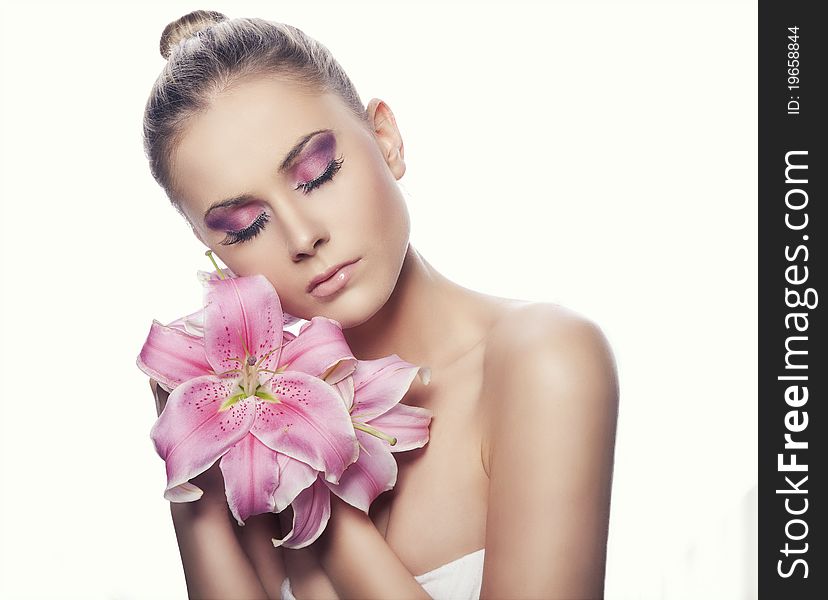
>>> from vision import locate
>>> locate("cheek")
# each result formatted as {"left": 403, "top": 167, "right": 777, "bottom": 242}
{"left": 215, "top": 237, "right": 287, "bottom": 285}
{"left": 363, "top": 167, "right": 409, "bottom": 243}
{"left": 339, "top": 153, "right": 405, "bottom": 230}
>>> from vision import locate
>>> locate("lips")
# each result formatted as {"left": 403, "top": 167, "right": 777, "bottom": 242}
{"left": 307, "top": 258, "right": 359, "bottom": 293}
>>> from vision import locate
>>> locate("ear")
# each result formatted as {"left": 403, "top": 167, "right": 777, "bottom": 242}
{"left": 366, "top": 98, "right": 405, "bottom": 180}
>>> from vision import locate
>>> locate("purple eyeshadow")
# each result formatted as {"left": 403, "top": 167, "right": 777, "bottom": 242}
{"left": 202, "top": 131, "right": 338, "bottom": 232}
{"left": 292, "top": 131, "right": 336, "bottom": 184}
{"left": 204, "top": 203, "right": 264, "bottom": 231}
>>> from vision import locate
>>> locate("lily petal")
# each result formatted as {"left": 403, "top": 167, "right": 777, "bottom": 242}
{"left": 250, "top": 372, "right": 359, "bottom": 484}
{"left": 282, "top": 313, "right": 302, "bottom": 328}
{"left": 273, "top": 453, "right": 320, "bottom": 513}
{"left": 164, "top": 481, "right": 205, "bottom": 502}
{"left": 278, "top": 317, "right": 357, "bottom": 383}
{"left": 333, "top": 376, "right": 355, "bottom": 412}
{"left": 350, "top": 356, "right": 426, "bottom": 420}
{"left": 198, "top": 268, "right": 301, "bottom": 326}
{"left": 168, "top": 308, "right": 206, "bottom": 338}
{"left": 198, "top": 267, "right": 237, "bottom": 283}
{"left": 150, "top": 374, "right": 256, "bottom": 501}
{"left": 363, "top": 402, "right": 433, "bottom": 453}
{"left": 219, "top": 433, "right": 282, "bottom": 526}
{"left": 137, "top": 320, "right": 211, "bottom": 390}
{"left": 203, "top": 275, "right": 284, "bottom": 374}
{"left": 325, "top": 430, "right": 397, "bottom": 514}
{"left": 271, "top": 477, "right": 331, "bottom": 549}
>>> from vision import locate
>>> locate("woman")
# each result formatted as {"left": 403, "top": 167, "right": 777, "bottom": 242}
{"left": 144, "top": 10, "right": 619, "bottom": 600}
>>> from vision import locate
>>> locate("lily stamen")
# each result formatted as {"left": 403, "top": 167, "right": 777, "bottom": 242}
{"left": 353, "top": 422, "right": 397, "bottom": 446}
{"left": 214, "top": 368, "right": 242, "bottom": 376}
{"left": 205, "top": 250, "right": 226, "bottom": 280}
{"left": 255, "top": 346, "right": 280, "bottom": 369}
{"left": 238, "top": 330, "right": 252, "bottom": 358}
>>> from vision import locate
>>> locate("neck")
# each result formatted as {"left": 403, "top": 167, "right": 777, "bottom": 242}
{"left": 343, "top": 244, "right": 496, "bottom": 372}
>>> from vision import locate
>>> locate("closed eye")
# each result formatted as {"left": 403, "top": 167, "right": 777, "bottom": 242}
{"left": 219, "top": 211, "right": 270, "bottom": 246}
{"left": 218, "top": 154, "right": 343, "bottom": 245}
{"left": 295, "top": 155, "right": 344, "bottom": 195}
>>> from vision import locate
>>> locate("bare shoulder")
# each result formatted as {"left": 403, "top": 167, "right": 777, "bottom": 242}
{"left": 484, "top": 301, "right": 616, "bottom": 375}
{"left": 478, "top": 302, "right": 619, "bottom": 596}
{"left": 480, "top": 302, "right": 619, "bottom": 473}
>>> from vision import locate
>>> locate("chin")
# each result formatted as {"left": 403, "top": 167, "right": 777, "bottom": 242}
{"left": 313, "top": 265, "right": 396, "bottom": 329}
{"left": 323, "top": 284, "right": 390, "bottom": 329}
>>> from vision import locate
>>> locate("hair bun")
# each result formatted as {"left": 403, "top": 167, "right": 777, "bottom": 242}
{"left": 160, "top": 10, "right": 228, "bottom": 59}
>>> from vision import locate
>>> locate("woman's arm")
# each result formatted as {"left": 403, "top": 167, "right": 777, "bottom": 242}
{"left": 283, "top": 306, "right": 618, "bottom": 600}
{"left": 316, "top": 496, "right": 432, "bottom": 600}
{"left": 150, "top": 379, "right": 279, "bottom": 600}
{"left": 275, "top": 527, "right": 341, "bottom": 600}
{"left": 479, "top": 307, "right": 619, "bottom": 599}
{"left": 230, "top": 512, "right": 290, "bottom": 598}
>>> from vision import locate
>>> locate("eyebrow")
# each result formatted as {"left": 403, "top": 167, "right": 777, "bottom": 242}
{"left": 202, "top": 128, "right": 333, "bottom": 220}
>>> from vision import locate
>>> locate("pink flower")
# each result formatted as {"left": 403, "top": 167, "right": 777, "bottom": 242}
{"left": 270, "top": 356, "right": 433, "bottom": 549}
{"left": 137, "top": 273, "right": 359, "bottom": 526}
{"left": 328, "top": 356, "right": 433, "bottom": 512}
{"left": 137, "top": 262, "right": 433, "bottom": 549}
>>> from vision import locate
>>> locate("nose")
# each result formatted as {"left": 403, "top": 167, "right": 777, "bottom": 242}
{"left": 277, "top": 201, "right": 329, "bottom": 260}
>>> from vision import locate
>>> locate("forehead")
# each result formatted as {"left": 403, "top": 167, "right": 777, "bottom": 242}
{"left": 172, "top": 75, "right": 351, "bottom": 215}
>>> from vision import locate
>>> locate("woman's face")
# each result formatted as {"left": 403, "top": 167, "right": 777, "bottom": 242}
{"left": 170, "top": 74, "right": 411, "bottom": 328}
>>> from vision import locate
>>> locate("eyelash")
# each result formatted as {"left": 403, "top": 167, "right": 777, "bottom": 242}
{"left": 220, "top": 211, "right": 270, "bottom": 246}
{"left": 295, "top": 155, "right": 344, "bottom": 194}
{"left": 219, "top": 155, "right": 344, "bottom": 246}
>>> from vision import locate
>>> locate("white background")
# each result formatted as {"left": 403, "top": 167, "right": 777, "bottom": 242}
{"left": 0, "top": 1, "right": 757, "bottom": 598}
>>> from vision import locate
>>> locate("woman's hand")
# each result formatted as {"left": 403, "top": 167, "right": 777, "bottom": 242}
{"left": 147, "top": 378, "right": 271, "bottom": 599}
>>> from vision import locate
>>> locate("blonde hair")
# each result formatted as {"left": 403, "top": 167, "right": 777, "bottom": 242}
{"left": 143, "top": 10, "right": 369, "bottom": 215}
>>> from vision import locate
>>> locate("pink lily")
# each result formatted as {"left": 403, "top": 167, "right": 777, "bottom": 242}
{"left": 137, "top": 267, "right": 300, "bottom": 394}
{"left": 137, "top": 255, "right": 433, "bottom": 548}
{"left": 327, "top": 356, "right": 433, "bottom": 512}
{"left": 137, "top": 273, "right": 360, "bottom": 524}
{"left": 269, "top": 356, "right": 432, "bottom": 549}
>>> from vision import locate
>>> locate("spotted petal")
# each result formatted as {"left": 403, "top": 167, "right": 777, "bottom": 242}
{"left": 150, "top": 374, "right": 256, "bottom": 501}
{"left": 203, "top": 275, "right": 285, "bottom": 374}
{"left": 251, "top": 372, "right": 359, "bottom": 484}
{"left": 199, "top": 268, "right": 303, "bottom": 327}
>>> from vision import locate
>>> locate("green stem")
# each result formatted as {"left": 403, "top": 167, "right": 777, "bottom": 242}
{"left": 205, "top": 250, "right": 226, "bottom": 280}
